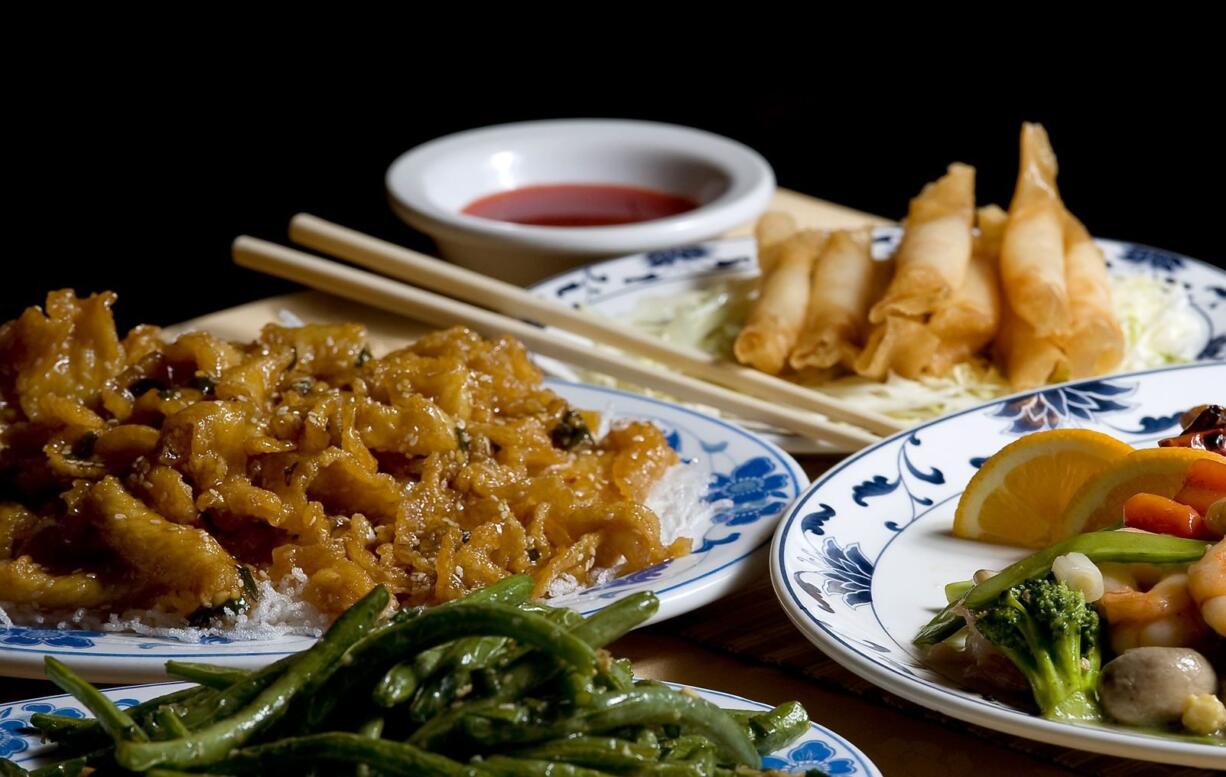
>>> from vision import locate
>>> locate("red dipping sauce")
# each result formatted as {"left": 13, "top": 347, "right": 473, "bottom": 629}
{"left": 462, "top": 183, "right": 699, "bottom": 227}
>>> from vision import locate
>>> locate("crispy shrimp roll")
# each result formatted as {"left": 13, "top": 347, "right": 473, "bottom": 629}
{"left": 734, "top": 230, "right": 826, "bottom": 374}
{"left": 925, "top": 205, "right": 1006, "bottom": 375}
{"left": 1001, "top": 123, "right": 1071, "bottom": 338}
{"left": 1060, "top": 212, "right": 1125, "bottom": 377}
{"left": 789, "top": 229, "right": 878, "bottom": 371}
{"left": 996, "top": 305, "right": 1070, "bottom": 390}
{"left": 853, "top": 315, "right": 941, "bottom": 381}
{"left": 869, "top": 163, "right": 975, "bottom": 323}
{"left": 755, "top": 210, "right": 798, "bottom": 275}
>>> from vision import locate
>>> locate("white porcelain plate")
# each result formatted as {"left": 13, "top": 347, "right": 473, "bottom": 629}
{"left": 529, "top": 231, "right": 1226, "bottom": 454}
{"left": 0, "top": 294, "right": 806, "bottom": 683}
{"left": 0, "top": 680, "right": 880, "bottom": 774}
{"left": 771, "top": 361, "right": 1226, "bottom": 768}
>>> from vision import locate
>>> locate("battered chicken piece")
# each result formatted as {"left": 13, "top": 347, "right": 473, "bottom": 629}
{"left": 85, "top": 476, "right": 242, "bottom": 613}
{"left": 0, "top": 290, "right": 688, "bottom": 625}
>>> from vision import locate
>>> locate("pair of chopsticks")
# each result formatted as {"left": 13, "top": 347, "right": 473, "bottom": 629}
{"left": 232, "top": 216, "right": 906, "bottom": 450}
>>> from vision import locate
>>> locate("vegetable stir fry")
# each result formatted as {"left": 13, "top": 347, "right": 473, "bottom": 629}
{"left": 918, "top": 407, "right": 1226, "bottom": 741}
{"left": 3, "top": 577, "right": 823, "bottom": 776}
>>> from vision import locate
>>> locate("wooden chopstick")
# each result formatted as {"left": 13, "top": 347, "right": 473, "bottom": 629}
{"left": 288, "top": 213, "right": 905, "bottom": 436}
{"left": 232, "top": 236, "right": 881, "bottom": 450}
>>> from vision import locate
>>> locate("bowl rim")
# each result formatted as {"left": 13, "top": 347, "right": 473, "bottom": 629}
{"left": 385, "top": 118, "right": 775, "bottom": 253}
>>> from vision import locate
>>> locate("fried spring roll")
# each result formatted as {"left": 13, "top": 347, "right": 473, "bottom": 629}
{"left": 734, "top": 230, "right": 826, "bottom": 374}
{"left": 755, "top": 211, "right": 798, "bottom": 275}
{"left": 789, "top": 229, "right": 877, "bottom": 371}
{"left": 925, "top": 205, "right": 1006, "bottom": 374}
{"left": 853, "top": 316, "right": 940, "bottom": 381}
{"left": 1001, "top": 123, "right": 1071, "bottom": 338}
{"left": 996, "top": 309, "right": 1070, "bottom": 390}
{"left": 1060, "top": 213, "right": 1124, "bottom": 377}
{"left": 869, "top": 163, "right": 975, "bottom": 323}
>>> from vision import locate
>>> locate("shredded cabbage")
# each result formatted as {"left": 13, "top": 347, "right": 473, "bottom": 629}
{"left": 583, "top": 272, "right": 1203, "bottom": 425}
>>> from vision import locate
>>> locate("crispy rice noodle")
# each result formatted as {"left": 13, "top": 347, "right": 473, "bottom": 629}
{"left": 0, "top": 291, "right": 691, "bottom": 629}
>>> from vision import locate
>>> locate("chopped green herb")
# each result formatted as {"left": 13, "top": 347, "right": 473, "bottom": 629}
{"left": 238, "top": 565, "right": 260, "bottom": 602}
{"left": 187, "top": 596, "right": 249, "bottom": 628}
{"left": 550, "top": 410, "right": 593, "bottom": 450}
{"left": 157, "top": 388, "right": 180, "bottom": 401}
{"left": 355, "top": 348, "right": 373, "bottom": 368}
{"left": 456, "top": 426, "right": 471, "bottom": 452}
{"left": 127, "top": 377, "right": 164, "bottom": 397}
{"left": 291, "top": 378, "right": 313, "bottom": 396}
{"left": 70, "top": 432, "right": 98, "bottom": 460}
{"left": 189, "top": 375, "right": 217, "bottom": 396}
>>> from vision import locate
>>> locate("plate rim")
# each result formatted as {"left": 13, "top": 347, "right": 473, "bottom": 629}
{"left": 769, "top": 360, "right": 1226, "bottom": 767}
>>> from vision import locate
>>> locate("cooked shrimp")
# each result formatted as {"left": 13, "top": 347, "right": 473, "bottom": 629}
{"left": 1188, "top": 538, "right": 1226, "bottom": 637}
{"left": 1098, "top": 572, "right": 1208, "bottom": 654}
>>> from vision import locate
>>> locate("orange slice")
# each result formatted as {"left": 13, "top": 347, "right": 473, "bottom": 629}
{"left": 953, "top": 429, "right": 1134, "bottom": 548}
{"left": 1059, "top": 447, "right": 1226, "bottom": 536}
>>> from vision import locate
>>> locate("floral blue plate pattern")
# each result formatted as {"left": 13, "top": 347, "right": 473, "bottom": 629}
{"left": 529, "top": 231, "right": 1226, "bottom": 454}
{"left": 771, "top": 362, "right": 1226, "bottom": 769}
{"left": 0, "top": 377, "right": 806, "bottom": 684}
{"left": 0, "top": 681, "right": 881, "bottom": 774}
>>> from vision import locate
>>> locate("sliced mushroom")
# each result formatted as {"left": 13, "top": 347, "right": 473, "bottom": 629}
{"left": 1099, "top": 647, "right": 1218, "bottom": 726}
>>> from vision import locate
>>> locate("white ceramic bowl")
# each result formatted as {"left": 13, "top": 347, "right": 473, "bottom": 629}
{"left": 386, "top": 119, "right": 775, "bottom": 284}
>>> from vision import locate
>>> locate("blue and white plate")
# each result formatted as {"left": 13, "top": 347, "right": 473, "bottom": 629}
{"left": 771, "top": 361, "right": 1226, "bottom": 768}
{"left": 529, "top": 231, "right": 1226, "bottom": 454}
{"left": 0, "top": 294, "right": 806, "bottom": 683}
{"left": 0, "top": 680, "right": 879, "bottom": 774}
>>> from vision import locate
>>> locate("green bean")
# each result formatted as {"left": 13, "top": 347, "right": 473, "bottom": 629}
{"left": 216, "top": 732, "right": 479, "bottom": 777}
{"left": 372, "top": 661, "right": 420, "bottom": 708}
{"left": 27, "top": 713, "right": 92, "bottom": 740}
{"left": 0, "top": 759, "right": 27, "bottom": 776}
{"left": 150, "top": 706, "right": 191, "bottom": 741}
{"left": 495, "top": 592, "right": 658, "bottom": 700}
{"left": 116, "top": 584, "right": 388, "bottom": 771}
{"left": 576, "top": 593, "right": 658, "bottom": 646}
{"left": 943, "top": 580, "right": 973, "bottom": 604}
{"left": 164, "top": 661, "right": 249, "bottom": 689}
{"left": 455, "top": 574, "right": 534, "bottom": 606}
{"left": 355, "top": 716, "right": 385, "bottom": 777}
{"left": 915, "top": 531, "right": 1211, "bottom": 645}
{"left": 334, "top": 577, "right": 536, "bottom": 720}
{"left": 427, "top": 687, "right": 758, "bottom": 767}
{"left": 41, "top": 685, "right": 214, "bottom": 756}
{"left": 307, "top": 602, "right": 596, "bottom": 729}
{"left": 44, "top": 657, "right": 147, "bottom": 744}
{"left": 578, "top": 688, "right": 758, "bottom": 766}
{"left": 733, "top": 702, "right": 809, "bottom": 755}
{"left": 510, "top": 736, "right": 659, "bottom": 769}
{"left": 410, "top": 670, "right": 468, "bottom": 722}
{"left": 410, "top": 636, "right": 509, "bottom": 717}
{"left": 26, "top": 747, "right": 112, "bottom": 777}
{"left": 662, "top": 734, "right": 717, "bottom": 774}
{"left": 411, "top": 594, "right": 660, "bottom": 750}
{"left": 477, "top": 756, "right": 617, "bottom": 777}
{"left": 601, "top": 656, "right": 634, "bottom": 692}
{"left": 177, "top": 654, "right": 298, "bottom": 730}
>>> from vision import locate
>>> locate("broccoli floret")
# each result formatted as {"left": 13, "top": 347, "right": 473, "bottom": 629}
{"left": 970, "top": 577, "right": 1102, "bottom": 721}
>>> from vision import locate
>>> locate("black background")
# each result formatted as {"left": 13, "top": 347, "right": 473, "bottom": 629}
{"left": 8, "top": 64, "right": 1223, "bottom": 332}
